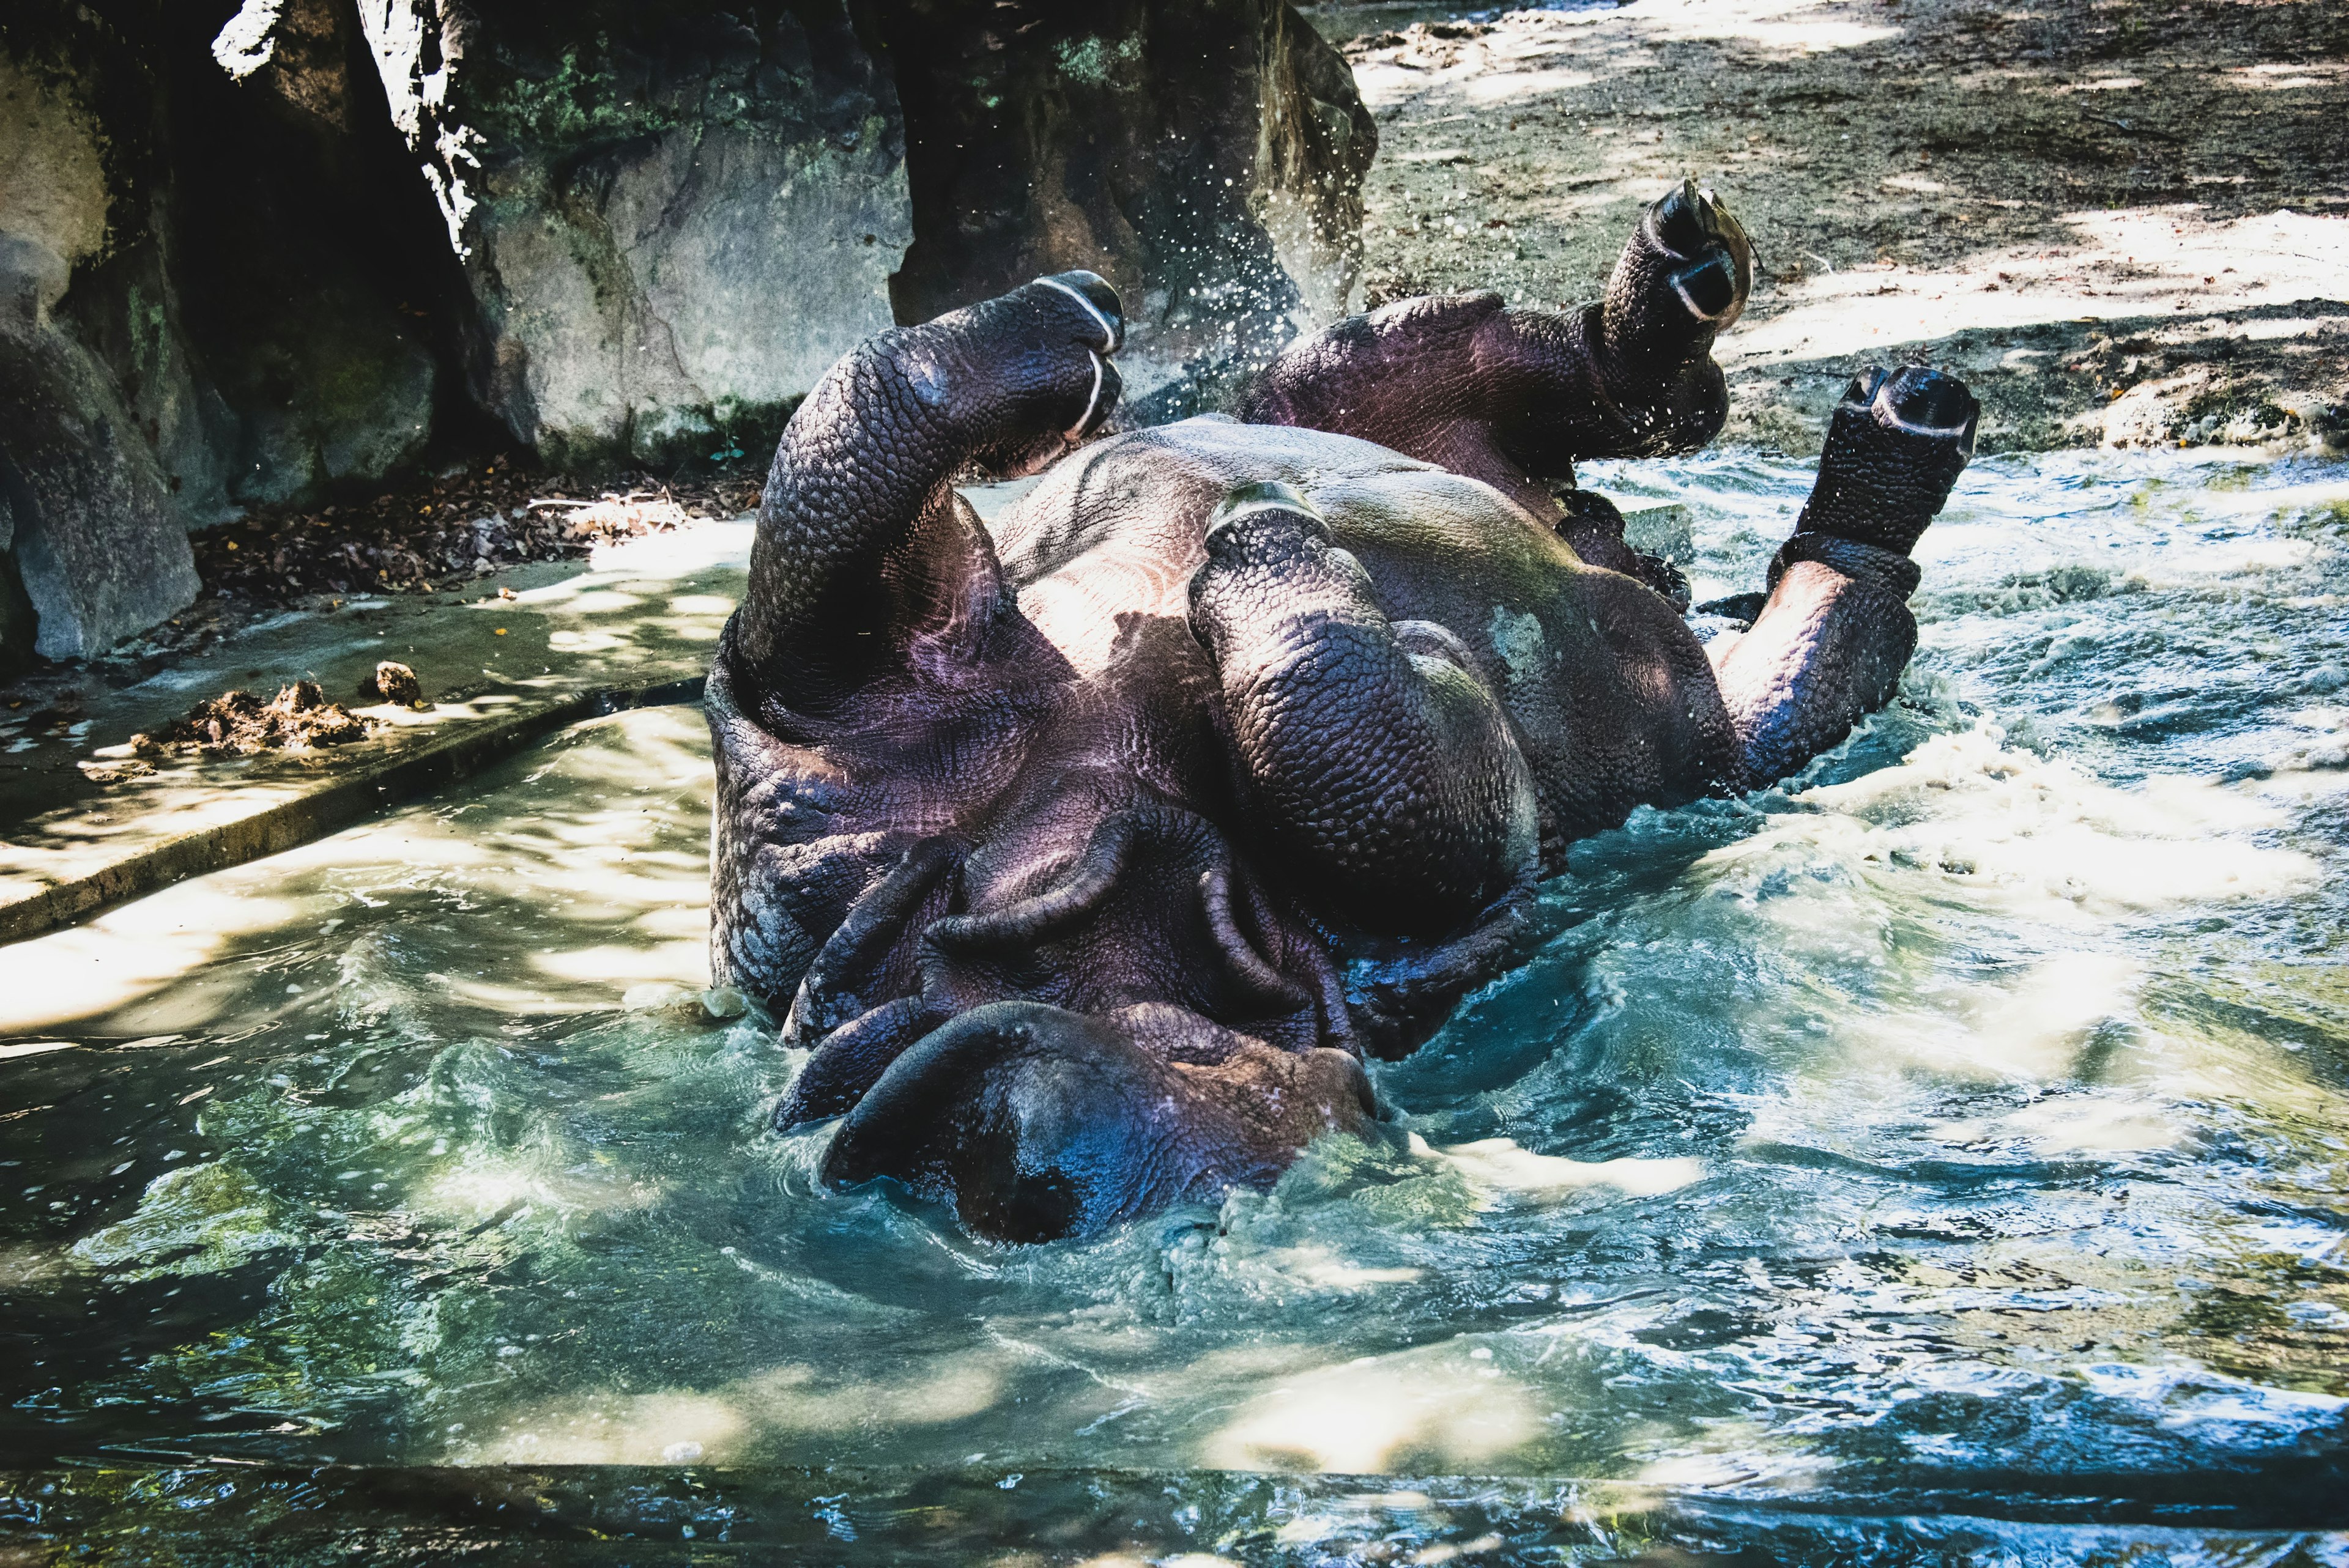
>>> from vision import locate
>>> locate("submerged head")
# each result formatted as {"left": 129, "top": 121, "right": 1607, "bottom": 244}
{"left": 768, "top": 796, "right": 1383, "bottom": 1243}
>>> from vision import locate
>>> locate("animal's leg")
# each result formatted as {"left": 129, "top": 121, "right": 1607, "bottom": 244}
{"left": 730, "top": 270, "right": 1124, "bottom": 715}
{"left": 1712, "top": 366, "right": 1979, "bottom": 784}
{"left": 1237, "top": 180, "right": 1751, "bottom": 524}
{"left": 1186, "top": 483, "right": 1540, "bottom": 936}
{"left": 711, "top": 274, "right": 1120, "bottom": 1007}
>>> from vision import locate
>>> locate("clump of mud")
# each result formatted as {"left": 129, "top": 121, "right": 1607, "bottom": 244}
{"left": 358, "top": 660, "right": 426, "bottom": 708}
{"left": 130, "top": 680, "right": 378, "bottom": 758}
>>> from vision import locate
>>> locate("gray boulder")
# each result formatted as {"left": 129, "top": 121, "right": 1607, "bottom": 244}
{"left": 359, "top": 0, "right": 1376, "bottom": 458}
{"left": 0, "top": 322, "right": 199, "bottom": 663}
{"left": 360, "top": 0, "right": 913, "bottom": 469}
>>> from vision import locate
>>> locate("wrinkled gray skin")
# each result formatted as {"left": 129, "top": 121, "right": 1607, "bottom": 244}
{"left": 708, "top": 184, "right": 1980, "bottom": 1243}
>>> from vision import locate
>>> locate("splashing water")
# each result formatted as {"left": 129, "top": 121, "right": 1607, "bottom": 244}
{"left": 3, "top": 448, "right": 2346, "bottom": 1559}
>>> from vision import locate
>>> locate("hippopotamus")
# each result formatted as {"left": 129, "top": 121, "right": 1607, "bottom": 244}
{"left": 706, "top": 183, "right": 1978, "bottom": 1242}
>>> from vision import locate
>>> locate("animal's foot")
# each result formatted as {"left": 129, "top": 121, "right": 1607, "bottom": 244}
{"left": 934, "top": 270, "right": 1126, "bottom": 473}
{"left": 1795, "top": 365, "right": 1980, "bottom": 555}
{"left": 1603, "top": 179, "right": 1754, "bottom": 363}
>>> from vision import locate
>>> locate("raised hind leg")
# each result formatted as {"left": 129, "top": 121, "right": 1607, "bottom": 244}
{"left": 1712, "top": 365, "right": 1980, "bottom": 785}
{"left": 1236, "top": 180, "right": 1753, "bottom": 534}
{"left": 1186, "top": 483, "right": 1540, "bottom": 937}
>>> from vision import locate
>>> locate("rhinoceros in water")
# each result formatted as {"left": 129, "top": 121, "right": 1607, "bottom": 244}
{"left": 705, "top": 183, "right": 1978, "bottom": 1241}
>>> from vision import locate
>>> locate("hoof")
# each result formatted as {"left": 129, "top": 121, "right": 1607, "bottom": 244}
{"left": 1856, "top": 363, "right": 1979, "bottom": 447}
{"left": 1032, "top": 270, "right": 1124, "bottom": 355}
{"left": 1192, "top": 481, "right": 1367, "bottom": 638}
{"left": 1608, "top": 179, "right": 1756, "bottom": 349}
{"left": 1028, "top": 272, "right": 1124, "bottom": 443}
{"left": 953, "top": 272, "right": 1129, "bottom": 468}
{"left": 1555, "top": 487, "right": 1626, "bottom": 534}
{"left": 1647, "top": 179, "right": 1751, "bottom": 325}
{"left": 1798, "top": 364, "right": 1981, "bottom": 555}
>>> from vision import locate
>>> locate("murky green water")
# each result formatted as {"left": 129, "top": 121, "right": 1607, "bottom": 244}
{"left": 4, "top": 449, "right": 2347, "bottom": 1562}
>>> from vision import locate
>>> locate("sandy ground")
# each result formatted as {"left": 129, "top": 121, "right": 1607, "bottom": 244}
{"left": 1308, "top": 0, "right": 2349, "bottom": 454}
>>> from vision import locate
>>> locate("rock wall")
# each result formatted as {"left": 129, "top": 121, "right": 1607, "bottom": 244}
{"left": 1, "top": 0, "right": 1373, "bottom": 666}
{"left": 870, "top": 0, "right": 1376, "bottom": 415}
{"left": 0, "top": 28, "right": 199, "bottom": 664}
{"left": 153, "top": 0, "right": 463, "bottom": 514}
{"left": 360, "top": 0, "right": 915, "bottom": 470}
{"left": 1, "top": 0, "right": 464, "bottom": 667}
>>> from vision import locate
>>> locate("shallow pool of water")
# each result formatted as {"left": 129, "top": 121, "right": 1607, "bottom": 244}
{"left": 4, "top": 448, "right": 2347, "bottom": 1561}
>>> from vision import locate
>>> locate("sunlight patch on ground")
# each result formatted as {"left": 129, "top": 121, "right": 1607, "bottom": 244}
{"left": 1615, "top": 0, "right": 1899, "bottom": 55}
{"left": 0, "top": 882, "right": 308, "bottom": 1035}
{"left": 2224, "top": 61, "right": 2348, "bottom": 91}
{"left": 530, "top": 940, "right": 708, "bottom": 990}
{"left": 1244, "top": 1243, "right": 1425, "bottom": 1292}
{"left": 1725, "top": 206, "right": 2349, "bottom": 371}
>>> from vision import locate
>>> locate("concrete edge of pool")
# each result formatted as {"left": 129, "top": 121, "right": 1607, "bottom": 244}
{"left": 0, "top": 520, "right": 759, "bottom": 951}
{"left": 0, "top": 674, "right": 707, "bottom": 946}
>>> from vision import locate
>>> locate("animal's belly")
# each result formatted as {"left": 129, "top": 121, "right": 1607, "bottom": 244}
{"left": 998, "top": 423, "right": 1735, "bottom": 830}
{"left": 1017, "top": 539, "right": 1201, "bottom": 678}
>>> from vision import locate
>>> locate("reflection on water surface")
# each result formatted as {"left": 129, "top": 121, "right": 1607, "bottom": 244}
{"left": 3, "top": 448, "right": 2347, "bottom": 1561}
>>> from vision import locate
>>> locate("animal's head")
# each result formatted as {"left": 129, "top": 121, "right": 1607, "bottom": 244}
{"left": 763, "top": 791, "right": 1387, "bottom": 1243}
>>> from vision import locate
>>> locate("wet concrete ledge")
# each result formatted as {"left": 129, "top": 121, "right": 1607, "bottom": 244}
{"left": 0, "top": 674, "right": 707, "bottom": 946}
{"left": 0, "top": 522, "right": 756, "bottom": 947}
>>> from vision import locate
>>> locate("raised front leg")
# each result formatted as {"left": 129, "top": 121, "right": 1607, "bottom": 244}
{"left": 1713, "top": 366, "right": 1980, "bottom": 785}
{"left": 1187, "top": 483, "right": 1540, "bottom": 937}
{"left": 711, "top": 273, "right": 1123, "bottom": 1010}
{"left": 1236, "top": 180, "right": 1752, "bottom": 524}
{"left": 732, "top": 271, "right": 1124, "bottom": 716}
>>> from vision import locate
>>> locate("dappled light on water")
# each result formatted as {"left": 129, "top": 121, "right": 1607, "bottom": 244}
{"left": 2, "top": 450, "right": 2346, "bottom": 1556}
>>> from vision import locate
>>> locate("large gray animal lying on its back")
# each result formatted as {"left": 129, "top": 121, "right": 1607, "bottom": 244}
{"left": 706, "top": 183, "right": 1978, "bottom": 1241}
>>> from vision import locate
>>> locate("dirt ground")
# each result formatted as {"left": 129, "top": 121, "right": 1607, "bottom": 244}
{"left": 1310, "top": 0, "right": 2349, "bottom": 454}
